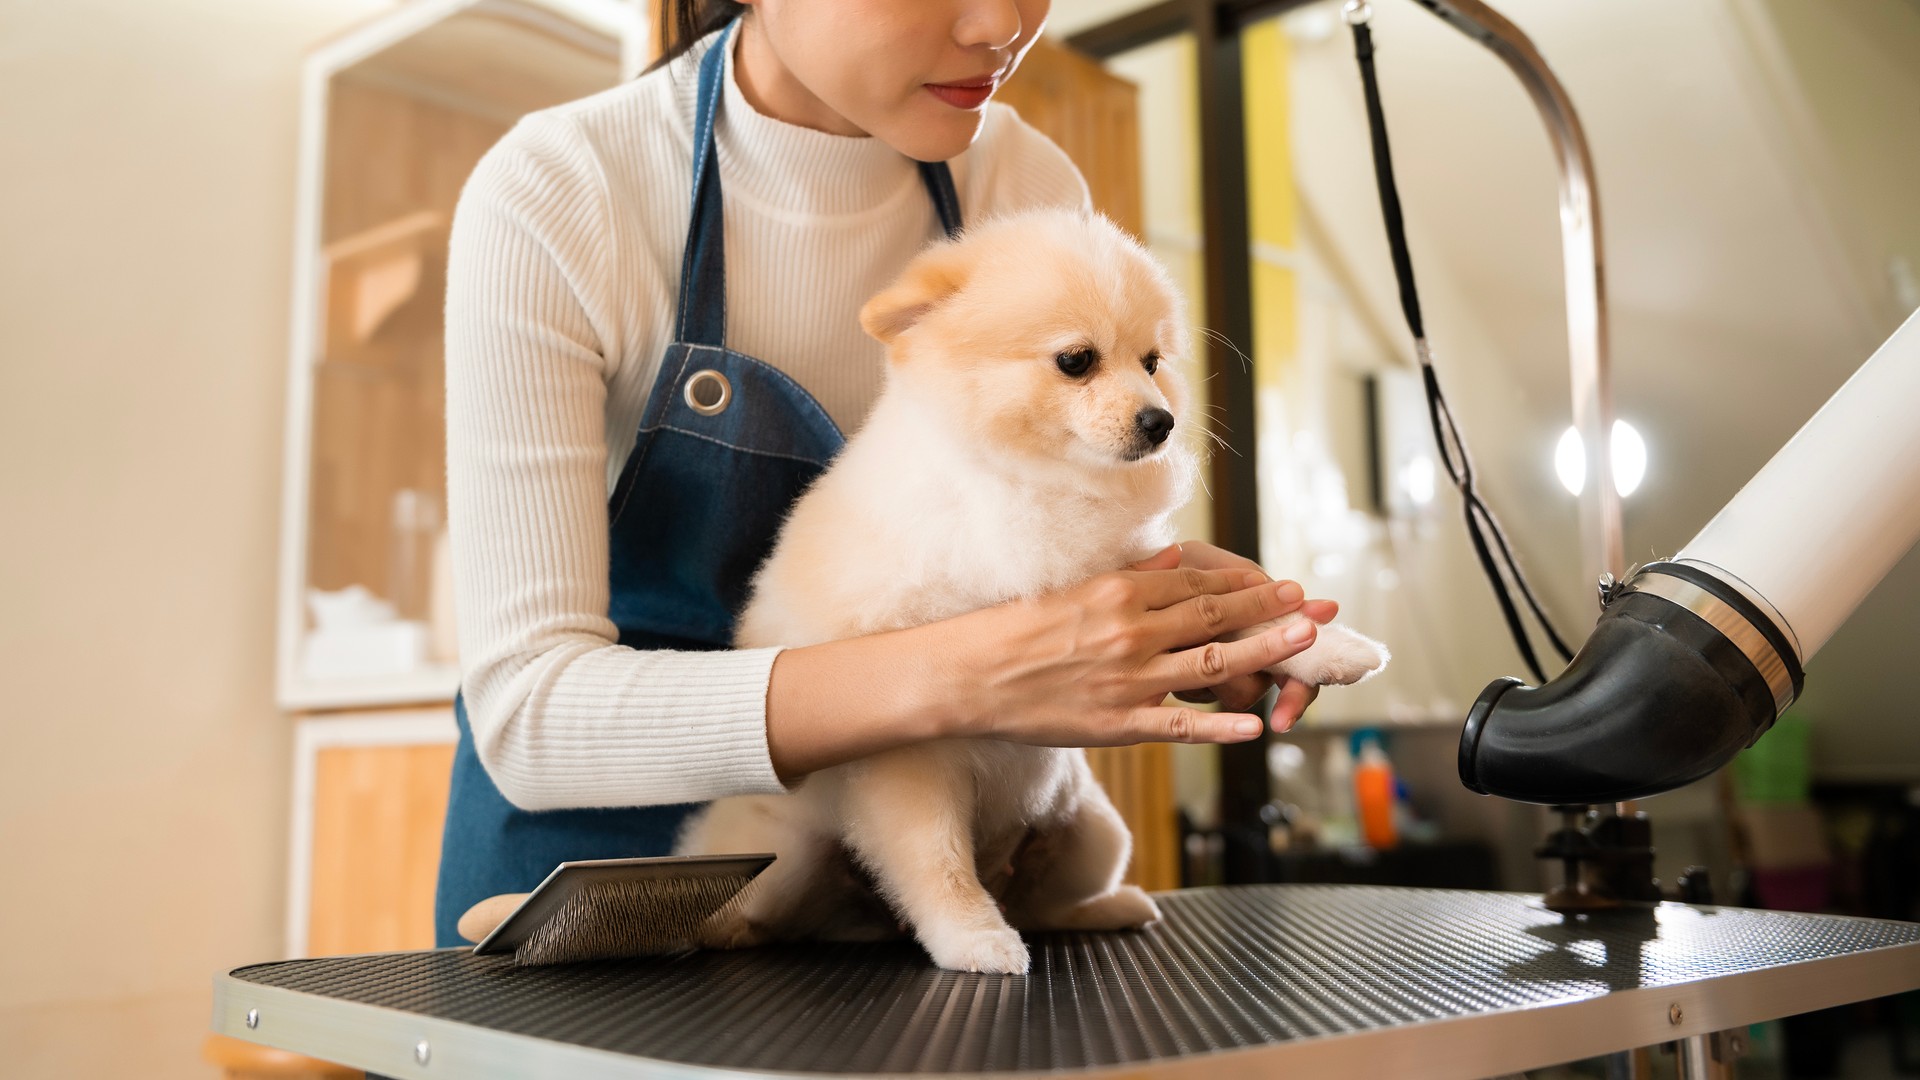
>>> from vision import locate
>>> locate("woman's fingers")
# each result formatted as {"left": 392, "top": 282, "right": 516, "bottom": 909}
{"left": 1302, "top": 598, "right": 1340, "bottom": 624}
{"left": 1141, "top": 619, "right": 1316, "bottom": 695}
{"left": 1123, "top": 566, "right": 1268, "bottom": 611}
{"left": 1149, "top": 578, "right": 1303, "bottom": 647}
{"left": 1208, "top": 671, "right": 1278, "bottom": 712}
{"left": 1174, "top": 674, "right": 1274, "bottom": 710}
{"left": 1128, "top": 704, "right": 1265, "bottom": 744}
{"left": 1168, "top": 539, "right": 1261, "bottom": 573}
{"left": 1125, "top": 544, "right": 1184, "bottom": 572}
{"left": 1269, "top": 676, "right": 1322, "bottom": 733}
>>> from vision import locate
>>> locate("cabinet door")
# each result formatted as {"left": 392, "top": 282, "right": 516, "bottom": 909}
{"left": 997, "top": 43, "right": 1179, "bottom": 894}
{"left": 281, "top": 3, "right": 628, "bottom": 711}
{"left": 294, "top": 713, "right": 456, "bottom": 956}
{"left": 996, "top": 38, "right": 1145, "bottom": 236}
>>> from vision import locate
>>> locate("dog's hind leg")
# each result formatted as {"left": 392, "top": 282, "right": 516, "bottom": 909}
{"left": 1003, "top": 781, "right": 1160, "bottom": 933}
{"left": 678, "top": 795, "right": 833, "bottom": 948}
{"left": 840, "top": 748, "right": 1030, "bottom": 974}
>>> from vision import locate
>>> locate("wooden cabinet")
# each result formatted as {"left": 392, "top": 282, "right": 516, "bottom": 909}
{"left": 288, "top": 712, "right": 458, "bottom": 957}
{"left": 269, "top": 0, "right": 641, "bottom": 962}
{"left": 276, "top": 0, "right": 642, "bottom": 712}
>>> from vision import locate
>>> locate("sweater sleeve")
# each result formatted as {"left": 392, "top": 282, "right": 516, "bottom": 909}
{"left": 444, "top": 110, "right": 789, "bottom": 811}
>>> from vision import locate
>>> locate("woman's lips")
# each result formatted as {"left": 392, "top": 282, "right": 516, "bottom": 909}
{"left": 926, "top": 79, "right": 997, "bottom": 110}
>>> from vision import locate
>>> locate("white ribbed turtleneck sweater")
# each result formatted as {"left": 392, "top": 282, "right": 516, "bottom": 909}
{"left": 445, "top": 30, "right": 1089, "bottom": 810}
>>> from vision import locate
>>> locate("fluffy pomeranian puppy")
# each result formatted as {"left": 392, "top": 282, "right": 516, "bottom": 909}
{"left": 675, "top": 210, "right": 1388, "bottom": 974}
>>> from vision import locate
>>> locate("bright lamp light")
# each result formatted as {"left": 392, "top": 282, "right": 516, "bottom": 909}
{"left": 1401, "top": 453, "right": 1437, "bottom": 507}
{"left": 1556, "top": 420, "right": 1647, "bottom": 497}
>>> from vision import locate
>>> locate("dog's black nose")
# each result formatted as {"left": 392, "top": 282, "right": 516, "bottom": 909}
{"left": 1135, "top": 407, "right": 1175, "bottom": 445}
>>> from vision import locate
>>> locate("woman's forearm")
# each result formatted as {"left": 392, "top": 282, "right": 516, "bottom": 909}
{"left": 764, "top": 619, "right": 970, "bottom": 780}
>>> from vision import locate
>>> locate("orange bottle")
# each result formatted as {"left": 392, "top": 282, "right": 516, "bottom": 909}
{"left": 1355, "top": 739, "right": 1399, "bottom": 850}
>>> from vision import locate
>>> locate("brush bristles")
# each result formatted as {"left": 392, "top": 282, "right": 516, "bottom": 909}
{"left": 512, "top": 872, "right": 757, "bottom": 966}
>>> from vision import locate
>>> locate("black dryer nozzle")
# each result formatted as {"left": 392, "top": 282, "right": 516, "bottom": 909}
{"left": 1458, "top": 561, "right": 1804, "bottom": 805}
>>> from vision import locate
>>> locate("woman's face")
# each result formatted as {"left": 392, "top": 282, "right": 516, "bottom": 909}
{"left": 738, "top": 0, "right": 1051, "bottom": 161}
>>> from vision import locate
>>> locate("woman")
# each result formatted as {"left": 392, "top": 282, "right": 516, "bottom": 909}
{"left": 434, "top": 0, "right": 1333, "bottom": 947}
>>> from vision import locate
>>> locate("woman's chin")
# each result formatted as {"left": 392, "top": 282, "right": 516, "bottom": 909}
{"left": 876, "top": 107, "right": 987, "bottom": 163}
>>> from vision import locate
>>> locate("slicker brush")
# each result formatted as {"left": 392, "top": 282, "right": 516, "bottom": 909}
{"left": 466, "top": 854, "right": 774, "bottom": 966}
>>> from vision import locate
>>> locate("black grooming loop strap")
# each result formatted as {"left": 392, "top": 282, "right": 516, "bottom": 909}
{"left": 1347, "top": 6, "right": 1573, "bottom": 684}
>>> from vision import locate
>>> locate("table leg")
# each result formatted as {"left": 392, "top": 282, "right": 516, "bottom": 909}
{"left": 1676, "top": 1030, "right": 1747, "bottom": 1079}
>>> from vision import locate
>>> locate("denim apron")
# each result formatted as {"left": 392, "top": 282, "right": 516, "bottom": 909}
{"left": 432, "top": 21, "right": 964, "bottom": 948}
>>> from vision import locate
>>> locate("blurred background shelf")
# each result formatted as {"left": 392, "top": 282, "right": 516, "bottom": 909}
{"left": 270, "top": 2, "right": 645, "bottom": 1011}
{"left": 276, "top": 0, "right": 636, "bottom": 713}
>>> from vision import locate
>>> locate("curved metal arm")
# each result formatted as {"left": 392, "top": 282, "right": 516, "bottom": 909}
{"left": 1410, "top": 0, "right": 1624, "bottom": 590}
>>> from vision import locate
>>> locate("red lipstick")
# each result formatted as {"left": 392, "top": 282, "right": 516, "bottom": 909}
{"left": 925, "top": 75, "right": 998, "bottom": 111}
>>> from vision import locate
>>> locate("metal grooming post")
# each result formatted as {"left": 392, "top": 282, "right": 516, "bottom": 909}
{"left": 1374, "top": 9, "right": 1648, "bottom": 1071}
{"left": 1406, "top": 0, "right": 1626, "bottom": 592}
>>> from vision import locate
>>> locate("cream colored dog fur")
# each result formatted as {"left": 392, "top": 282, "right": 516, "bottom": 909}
{"left": 675, "top": 210, "right": 1388, "bottom": 974}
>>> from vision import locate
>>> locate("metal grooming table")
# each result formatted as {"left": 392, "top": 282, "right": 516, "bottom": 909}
{"left": 213, "top": 885, "right": 1920, "bottom": 1079}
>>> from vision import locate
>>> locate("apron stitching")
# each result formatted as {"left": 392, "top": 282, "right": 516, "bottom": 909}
{"left": 610, "top": 345, "right": 701, "bottom": 526}
{"left": 639, "top": 423, "right": 835, "bottom": 467}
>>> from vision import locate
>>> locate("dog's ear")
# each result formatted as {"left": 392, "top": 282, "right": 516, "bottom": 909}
{"left": 860, "top": 242, "right": 971, "bottom": 346}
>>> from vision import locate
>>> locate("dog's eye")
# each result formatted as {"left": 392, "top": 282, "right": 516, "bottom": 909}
{"left": 1055, "top": 348, "right": 1097, "bottom": 378}
{"left": 1143, "top": 351, "right": 1160, "bottom": 375}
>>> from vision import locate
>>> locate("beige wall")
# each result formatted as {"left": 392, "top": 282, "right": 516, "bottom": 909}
{"left": 0, "top": 1, "right": 390, "bottom": 1076}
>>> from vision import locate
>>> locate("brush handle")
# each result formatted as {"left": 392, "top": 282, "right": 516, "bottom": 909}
{"left": 457, "top": 893, "right": 529, "bottom": 944}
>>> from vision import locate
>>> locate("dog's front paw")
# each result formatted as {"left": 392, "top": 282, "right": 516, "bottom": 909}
{"left": 1273, "top": 622, "right": 1390, "bottom": 687}
{"left": 925, "top": 926, "right": 1030, "bottom": 974}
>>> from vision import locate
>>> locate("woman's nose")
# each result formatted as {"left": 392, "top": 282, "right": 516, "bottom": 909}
{"left": 954, "top": 1, "right": 1023, "bottom": 52}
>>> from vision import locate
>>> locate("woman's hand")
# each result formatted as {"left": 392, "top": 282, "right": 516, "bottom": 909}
{"left": 764, "top": 545, "right": 1329, "bottom": 781}
{"left": 1144, "top": 542, "right": 1331, "bottom": 732}
{"left": 932, "top": 551, "right": 1322, "bottom": 747}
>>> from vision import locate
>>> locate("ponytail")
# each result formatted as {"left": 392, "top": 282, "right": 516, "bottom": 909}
{"left": 647, "top": 0, "right": 746, "bottom": 73}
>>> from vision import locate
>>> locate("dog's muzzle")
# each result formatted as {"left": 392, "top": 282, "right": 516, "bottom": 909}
{"left": 1135, "top": 408, "right": 1174, "bottom": 447}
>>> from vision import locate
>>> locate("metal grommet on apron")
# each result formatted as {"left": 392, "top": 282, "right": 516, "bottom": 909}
{"left": 431, "top": 18, "right": 965, "bottom": 948}
{"left": 683, "top": 369, "right": 732, "bottom": 415}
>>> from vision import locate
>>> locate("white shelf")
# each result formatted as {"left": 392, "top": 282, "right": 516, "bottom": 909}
{"left": 279, "top": 664, "right": 462, "bottom": 712}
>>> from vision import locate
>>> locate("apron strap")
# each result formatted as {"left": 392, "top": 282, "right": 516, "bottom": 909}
{"left": 919, "top": 160, "right": 964, "bottom": 240}
{"left": 673, "top": 20, "right": 735, "bottom": 348}
{"left": 674, "top": 20, "right": 967, "bottom": 348}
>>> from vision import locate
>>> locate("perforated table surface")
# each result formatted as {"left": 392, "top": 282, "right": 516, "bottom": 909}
{"left": 213, "top": 885, "right": 1920, "bottom": 1079}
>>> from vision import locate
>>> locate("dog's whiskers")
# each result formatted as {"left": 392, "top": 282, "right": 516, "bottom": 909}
{"left": 1194, "top": 327, "right": 1254, "bottom": 374}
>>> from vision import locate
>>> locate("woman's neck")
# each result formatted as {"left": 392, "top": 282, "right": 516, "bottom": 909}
{"left": 732, "top": 15, "right": 867, "bottom": 138}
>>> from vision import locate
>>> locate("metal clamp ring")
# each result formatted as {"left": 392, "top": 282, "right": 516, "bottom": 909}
{"left": 684, "top": 369, "right": 732, "bottom": 416}
{"left": 1629, "top": 571, "right": 1797, "bottom": 719}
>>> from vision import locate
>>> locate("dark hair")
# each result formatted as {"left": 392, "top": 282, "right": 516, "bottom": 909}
{"left": 647, "top": 0, "right": 746, "bottom": 73}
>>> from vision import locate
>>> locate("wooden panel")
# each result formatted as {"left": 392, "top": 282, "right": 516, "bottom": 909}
{"left": 1085, "top": 744, "right": 1180, "bottom": 892}
{"left": 995, "top": 37, "right": 1145, "bottom": 239}
{"left": 1001, "top": 42, "right": 1177, "bottom": 892}
{"left": 307, "top": 741, "right": 455, "bottom": 955}
{"left": 306, "top": 81, "right": 503, "bottom": 612}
